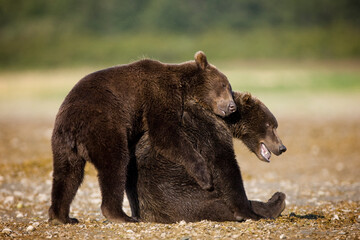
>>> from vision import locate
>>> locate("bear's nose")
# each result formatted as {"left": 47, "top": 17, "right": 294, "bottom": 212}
{"left": 279, "top": 144, "right": 287, "bottom": 154}
{"left": 228, "top": 102, "right": 237, "bottom": 113}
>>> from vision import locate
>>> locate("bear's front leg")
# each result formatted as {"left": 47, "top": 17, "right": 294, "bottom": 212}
{"left": 156, "top": 142, "right": 213, "bottom": 190}
{"left": 147, "top": 120, "right": 213, "bottom": 190}
{"left": 187, "top": 156, "right": 213, "bottom": 190}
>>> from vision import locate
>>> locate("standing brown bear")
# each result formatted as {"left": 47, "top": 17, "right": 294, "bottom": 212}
{"left": 49, "top": 51, "right": 237, "bottom": 224}
{"left": 130, "top": 92, "right": 287, "bottom": 223}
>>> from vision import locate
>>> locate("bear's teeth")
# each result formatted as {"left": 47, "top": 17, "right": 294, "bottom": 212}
{"left": 261, "top": 143, "right": 271, "bottom": 161}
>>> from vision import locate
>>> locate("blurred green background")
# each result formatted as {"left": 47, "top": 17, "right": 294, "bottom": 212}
{"left": 0, "top": 0, "right": 359, "bottom": 121}
{"left": 1, "top": 0, "right": 359, "bottom": 70}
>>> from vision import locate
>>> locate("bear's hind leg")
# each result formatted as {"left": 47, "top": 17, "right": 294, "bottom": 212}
{"left": 49, "top": 153, "right": 86, "bottom": 224}
{"left": 95, "top": 149, "right": 137, "bottom": 223}
{"left": 250, "top": 192, "right": 286, "bottom": 219}
{"left": 125, "top": 154, "right": 140, "bottom": 220}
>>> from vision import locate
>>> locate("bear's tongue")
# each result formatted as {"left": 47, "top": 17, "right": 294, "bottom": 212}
{"left": 261, "top": 143, "right": 271, "bottom": 162}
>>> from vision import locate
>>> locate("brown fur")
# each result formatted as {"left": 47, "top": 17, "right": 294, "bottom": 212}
{"left": 129, "top": 92, "right": 286, "bottom": 223}
{"left": 49, "top": 51, "right": 236, "bottom": 224}
{"left": 229, "top": 92, "right": 286, "bottom": 162}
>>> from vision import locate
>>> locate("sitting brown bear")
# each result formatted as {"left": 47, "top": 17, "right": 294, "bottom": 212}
{"left": 127, "top": 92, "right": 287, "bottom": 223}
{"left": 49, "top": 51, "right": 237, "bottom": 224}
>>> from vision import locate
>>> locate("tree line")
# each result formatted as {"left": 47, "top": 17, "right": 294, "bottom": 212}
{"left": 1, "top": 0, "right": 359, "bottom": 35}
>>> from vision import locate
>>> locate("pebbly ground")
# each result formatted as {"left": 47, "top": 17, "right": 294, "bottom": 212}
{"left": 1, "top": 101, "right": 360, "bottom": 239}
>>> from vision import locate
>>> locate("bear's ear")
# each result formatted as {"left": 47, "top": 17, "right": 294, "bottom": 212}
{"left": 194, "top": 51, "right": 208, "bottom": 70}
{"left": 233, "top": 91, "right": 241, "bottom": 99}
{"left": 233, "top": 91, "right": 241, "bottom": 103}
{"left": 242, "top": 92, "right": 252, "bottom": 102}
{"left": 239, "top": 92, "right": 253, "bottom": 108}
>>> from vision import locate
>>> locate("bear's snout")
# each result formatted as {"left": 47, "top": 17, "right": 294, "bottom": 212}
{"left": 228, "top": 101, "right": 237, "bottom": 113}
{"left": 216, "top": 100, "right": 237, "bottom": 117}
{"left": 279, "top": 144, "right": 287, "bottom": 154}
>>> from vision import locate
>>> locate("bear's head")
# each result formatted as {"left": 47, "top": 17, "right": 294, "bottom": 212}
{"left": 226, "top": 92, "right": 287, "bottom": 162}
{"left": 189, "top": 51, "right": 236, "bottom": 117}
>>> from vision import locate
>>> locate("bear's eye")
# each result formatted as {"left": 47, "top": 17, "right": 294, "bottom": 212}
{"left": 222, "top": 83, "right": 226, "bottom": 88}
{"left": 265, "top": 123, "right": 270, "bottom": 127}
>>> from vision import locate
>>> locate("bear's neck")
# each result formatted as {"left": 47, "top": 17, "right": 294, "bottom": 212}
{"left": 185, "top": 97, "right": 213, "bottom": 114}
{"left": 224, "top": 110, "right": 246, "bottom": 139}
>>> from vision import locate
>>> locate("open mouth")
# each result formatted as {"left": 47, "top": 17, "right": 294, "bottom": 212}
{"left": 260, "top": 143, "right": 271, "bottom": 162}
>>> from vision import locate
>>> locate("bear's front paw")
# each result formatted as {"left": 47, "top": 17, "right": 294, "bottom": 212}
{"left": 200, "top": 180, "right": 213, "bottom": 191}
{"left": 193, "top": 164, "right": 213, "bottom": 190}
{"left": 197, "top": 172, "right": 213, "bottom": 191}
